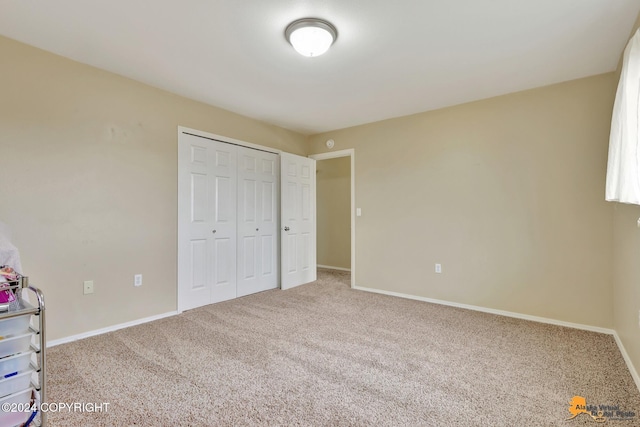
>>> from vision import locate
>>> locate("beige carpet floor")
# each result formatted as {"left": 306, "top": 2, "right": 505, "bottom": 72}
{"left": 46, "top": 269, "right": 640, "bottom": 426}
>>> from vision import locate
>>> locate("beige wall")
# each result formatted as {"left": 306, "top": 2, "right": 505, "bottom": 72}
{"left": 0, "top": 27, "right": 629, "bottom": 354}
{"left": 612, "top": 12, "right": 640, "bottom": 384}
{"left": 0, "top": 36, "right": 307, "bottom": 341}
{"left": 309, "top": 74, "right": 616, "bottom": 328}
{"left": 316, "top": 157, "right": 351, "bottom": 269}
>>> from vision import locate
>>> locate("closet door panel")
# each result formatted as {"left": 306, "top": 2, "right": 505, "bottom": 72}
{"left": 261, "top": 179, "right": 276, "bottom": 279}
{"left": 179, "top": 137, "right": 214, "bottom": 309}
{"left": 237, "top": 147, "right": 279, "bottom": 297}
{"left": 237, "top": 148, "right": 260, "bottom": 297}
{"left": 256, "top": 151, "right": 279, "bottom": 292}
{"left": 209, "top": 143, "right": 237, "bottom": 303}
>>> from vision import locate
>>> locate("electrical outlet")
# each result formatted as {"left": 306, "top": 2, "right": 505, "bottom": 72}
{"left": 83, "top": 280, "right": 94, "bottom": 295}
{"left": 134, "top": 274, "right": 143, "bottom": 287}
{"left": 435, "top": 263, "right": 442, "bottom": 274}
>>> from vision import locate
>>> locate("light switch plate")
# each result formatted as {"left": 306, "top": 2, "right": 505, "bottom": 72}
{"left": 83, "top": 280, "right": 94, "bottom": 295}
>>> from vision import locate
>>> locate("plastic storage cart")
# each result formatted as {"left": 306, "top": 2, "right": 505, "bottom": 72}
{"left": 0, "top": 276, "right": 46, "bottom": 427}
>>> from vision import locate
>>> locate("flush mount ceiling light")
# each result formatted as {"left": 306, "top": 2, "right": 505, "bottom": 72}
{"left": 285, "top": 18, "right": 337, "bottom": 57}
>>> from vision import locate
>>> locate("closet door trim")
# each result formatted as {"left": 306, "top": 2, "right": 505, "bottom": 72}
{"left": 180, "top": 129, "right": 280, "bottom": 155}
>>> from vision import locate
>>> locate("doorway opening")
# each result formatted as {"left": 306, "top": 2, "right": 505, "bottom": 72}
{"left": 309, "top": 150, "right": 355, "bottom": 288}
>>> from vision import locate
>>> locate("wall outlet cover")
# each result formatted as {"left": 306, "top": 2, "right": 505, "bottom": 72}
{"left": 83, "top": 280, "right": 94, "bottom": 295}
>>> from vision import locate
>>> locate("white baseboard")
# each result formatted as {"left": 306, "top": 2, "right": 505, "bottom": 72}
{"left": 353, "top": 285, "right": 640, "bottom": 392}
{"left": 353, "top": 285, "right": 614, "bottom": 334}
{"left": 613, "top": 332, "right": 640, "bottom": 392}
{"left": 318, "top": 264, "right": 351, "bottom": 272}
{"left": 47, "top": 311, "right": 179, "bottom": 348}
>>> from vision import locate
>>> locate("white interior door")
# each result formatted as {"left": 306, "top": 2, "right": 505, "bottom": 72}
{"left": 237, "top": 147, "right": 279, "bottom": 297}
{"left": 178, "top": 134, "right": 237, "bottom": 311}
{"left": 281, "top": 152, "right": 317, "bottom": 290}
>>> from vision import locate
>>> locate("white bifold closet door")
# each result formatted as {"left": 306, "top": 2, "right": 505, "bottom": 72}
{"left": 178, "top": 134, "right": 279, "bottom": 311}
{"left": 236, "top": 146, "right": 279, "bottom": 297}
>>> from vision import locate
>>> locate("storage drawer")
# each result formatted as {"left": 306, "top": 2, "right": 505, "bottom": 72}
{"left": 0, "top": 315, "right": 30, "bottom": 339}
{"left": 0, "top": 369, "right": 33, "bottom": 399}
{"left": 0, "top": 388, "right": 33, "bottom": 427}
{"left": 0, "top": 351, "right": 33, "bottom": 379}
{"left": 0, "top": 333, "right": 32, "bottom": 359}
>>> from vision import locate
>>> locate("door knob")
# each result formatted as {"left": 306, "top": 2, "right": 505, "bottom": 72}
{"left": 212, "top": 230, "right": 217, "bottom": 234}
{"left": 256, "top": 228, "right": 259, "bottom": 231}
{"left": 284, "top": 226, "right": 290, "bottom": 231}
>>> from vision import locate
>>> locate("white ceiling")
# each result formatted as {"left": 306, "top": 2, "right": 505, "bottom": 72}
{"left": 1, "top": 1, "right": 639, "bottom": 134}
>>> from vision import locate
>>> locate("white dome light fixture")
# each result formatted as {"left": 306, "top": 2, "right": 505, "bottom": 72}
{"left": 285, "top": 18, "right": 337, "bottom": 57}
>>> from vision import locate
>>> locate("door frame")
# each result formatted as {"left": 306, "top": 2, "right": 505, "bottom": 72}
{"left": 309, "top": 149, "right": 356, "bottom": 288}
{"left": 177, "top": 126, "right": 282, "bottom": 313}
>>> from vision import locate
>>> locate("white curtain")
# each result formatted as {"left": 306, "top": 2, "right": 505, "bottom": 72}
{"left": 606, "top": 28, "right": 640, "bottom": 205}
